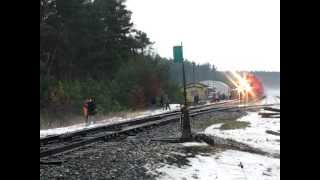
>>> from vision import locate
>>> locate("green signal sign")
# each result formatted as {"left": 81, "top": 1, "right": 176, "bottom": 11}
{"left": 173, "top": 46, "right": 183, "bottom": 63}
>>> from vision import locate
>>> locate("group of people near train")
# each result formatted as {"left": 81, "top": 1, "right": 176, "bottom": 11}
{"left": 211, "top": 92, "right": 232, "bottom": 102}
{"left": 150, "top": 94, "right": 171, "bottom": 110}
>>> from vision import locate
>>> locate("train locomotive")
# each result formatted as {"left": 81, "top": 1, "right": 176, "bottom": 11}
{"left": 230, "top": 72, "right": 264, "bottom": 100}
{"left": 245, "top": 73, "right": 264, "bottom": 99}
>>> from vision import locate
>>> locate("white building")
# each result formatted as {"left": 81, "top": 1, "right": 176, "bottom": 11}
{"left": 199, "top": 80, "right": 231, "bottom": 98}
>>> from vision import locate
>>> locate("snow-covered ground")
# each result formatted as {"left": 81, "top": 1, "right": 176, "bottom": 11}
{"left": 40, "top": 104, "right": 181, "bottom": 138}
{"left": 148, "top": 95, "right": 280, "bottom": 180}
{"left": 259, "top": 95, "right": 280, "bottom": 106}
{"left": 152, "top": 149, "right": 280, "bottom": 180}
{"left": 205, "top": 112, "right": 280, "bottom": 155}
{"left": 265, "top": 88, "right": 280, "bottom": 97}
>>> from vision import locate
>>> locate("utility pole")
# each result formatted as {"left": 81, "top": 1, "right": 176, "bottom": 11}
{"left": 181, "top": 57, "right": 191, "bottom": 140}
{"left": 173, "top": 43, "right": 192, "bottom": 140}
{"left": 192, "top": 62, "right": 195, "bottom": 84}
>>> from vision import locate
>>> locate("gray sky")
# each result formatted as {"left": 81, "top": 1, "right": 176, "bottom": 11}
{"left": 126, "top": 0, "right": 279, "bottom": 72}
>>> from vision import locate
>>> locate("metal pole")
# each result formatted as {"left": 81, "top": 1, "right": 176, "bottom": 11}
{"left": 182, "top": 60, "right": 188, "bottom": 107}
{"left": 181, "top": 43, "right": 191, "bottom": 140}
{"left": 192, "top": 62, "right": 195, "bottom": 84}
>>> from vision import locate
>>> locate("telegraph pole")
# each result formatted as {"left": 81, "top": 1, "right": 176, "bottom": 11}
{"left": 173, "top": 43, "right": 192, "bottom": 140}
{"left": 181, "top": 54, "right": 191, "bottom": 140}
{"left": 192, "top": 62, "right": 195, "bottom": 84}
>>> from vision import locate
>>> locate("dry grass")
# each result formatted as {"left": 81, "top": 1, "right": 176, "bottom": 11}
{"left": 220, "top": 121, "right": 250, "bottom": 130}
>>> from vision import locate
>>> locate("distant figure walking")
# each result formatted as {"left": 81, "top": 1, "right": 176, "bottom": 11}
{"left": 83, "top": 97, "right": 97, "bottom": 126}
{"left": 164, "top": 94, "right": 171, "bottom": 111}
{"left": 194, "top": 95, "right": 199, "bottom": 105}
{"left": 150, "top": 96, "right": 156, "bottom": 109}
{"left": 160, "top": 95, "right": 164, "bottom": 109}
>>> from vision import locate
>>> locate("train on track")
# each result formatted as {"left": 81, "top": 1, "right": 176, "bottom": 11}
{"left": 230, "top": 72, "right": 265, "bottom": 100}
{"left": 246, "top": 73, "right": 264, "bottom": 98}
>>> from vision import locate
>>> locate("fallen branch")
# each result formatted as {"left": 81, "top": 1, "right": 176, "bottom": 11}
{"left": 259, "top": 112, "right": 280, "bottom": 116}
{"left": 262, "top": 115, "right": 280, "bottom": 118}
{"left": 266, "top": 130, "right": 280, "bottom": 136}
{"left": 263, "top": 107, "right": 280, "bottom": 112}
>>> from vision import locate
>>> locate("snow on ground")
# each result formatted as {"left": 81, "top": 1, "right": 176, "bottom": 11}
{"left": 40, "top": 116, "right": 125, "bottom": 138}
{"left": 148, "top": 110, "right": 280, "bottom": 180}
{"left": 251, "top": 95, "right": 279, "bottom": 107}
{"left": 40, "top": 104, "right": 181, "bottom": 138}
{"left": 152, "top": 149, "right": 280, "bottom": 180}
{"left": 265, "top": 88, "right": 280, "bottom": 97}
{"left": 205, "top": 109, "right": 280, "bottom": 155}
{"left": 182, "top": 142, "right": 209, "bottom": 147}
{"left": 147, "top": 96, "right": 280, "bottom": 180}
{"left": 261, "top": 96, "right": 280, "bottom": 106}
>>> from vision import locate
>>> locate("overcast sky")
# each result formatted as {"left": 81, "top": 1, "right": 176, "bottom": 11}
{"left": 125, "top": 0, "right": 279, "bottom": 72}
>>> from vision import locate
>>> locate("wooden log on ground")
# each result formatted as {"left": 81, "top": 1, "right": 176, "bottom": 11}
{"left": 263, "top": 107, "right": 280, "bottom": 112}
{"left": 260, "top": 111, "right": 280, "bottom": 118}
{"left": 266, "top": 130, "right": 280, "bottom": 136}
{"left": 259, "top": 112, "right": 280, "bottom": 116}
{"left": 261, "top": 115, "right": 280, "bottom": 118}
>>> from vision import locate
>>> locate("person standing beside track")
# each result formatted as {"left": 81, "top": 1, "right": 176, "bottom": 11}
{"left": 164, "top": 94, "right": 171, "bottom": 111}
{"left": 83, "top": 96, "right": 97, "bottom": 126}
{"left": 195, "top": 95, "right": 199, "bottom": 105}
{"left": 160, "top": 95, "right": 164, "bottom": 109}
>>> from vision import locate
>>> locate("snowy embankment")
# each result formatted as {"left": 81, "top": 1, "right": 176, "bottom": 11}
{"left": 40, "top": 104, "right": 181, "bottom": 138}
{"left": 153, "top": 149, "right": 280, "bottom": 180}
{"left": 150, "top": 96, "right": 280, "bottom": 180}
{"left": 265, "top": 88, "right": 280, "bottom": 97}
{"left": 204, "top": 96, "right": 279, "bottom": 156}
{"left": 204, "top": 112, "right": 280, "bottom": 155}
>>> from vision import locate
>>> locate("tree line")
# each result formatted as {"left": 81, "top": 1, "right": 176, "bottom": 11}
{"left": 40, "top": 0, "right": 235, "bottom": 127}
{"left": 169, "top": 60, "right": 229, "bottom": 85}
{"left": 40, "top": 0, "right": 153, "bottom": 81}
{"left": 40, "top": 0, "right": 183, "bottom": 124}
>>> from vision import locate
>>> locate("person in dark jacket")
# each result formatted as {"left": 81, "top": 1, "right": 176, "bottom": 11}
{"left": 194, "top": 95, "right": 199, "bottom": 105}
{"left": 164, "top": 94, "right": 171, "bottom": 111}
{"left": 83, "top": 97, "right": 97, "bottom": 126}
{"left": 151, "top": 97, "right": 156, "bottom": 108}
{"left": 160, "top": 95, "right": 164, "bottom": 109}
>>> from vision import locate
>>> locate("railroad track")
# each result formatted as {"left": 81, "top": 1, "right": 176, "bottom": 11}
{"left": 40, "top": 99, "right": 240, "bottom": 146}
{"left": 40, "top": 97, "right": 278, "bottom": 159}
